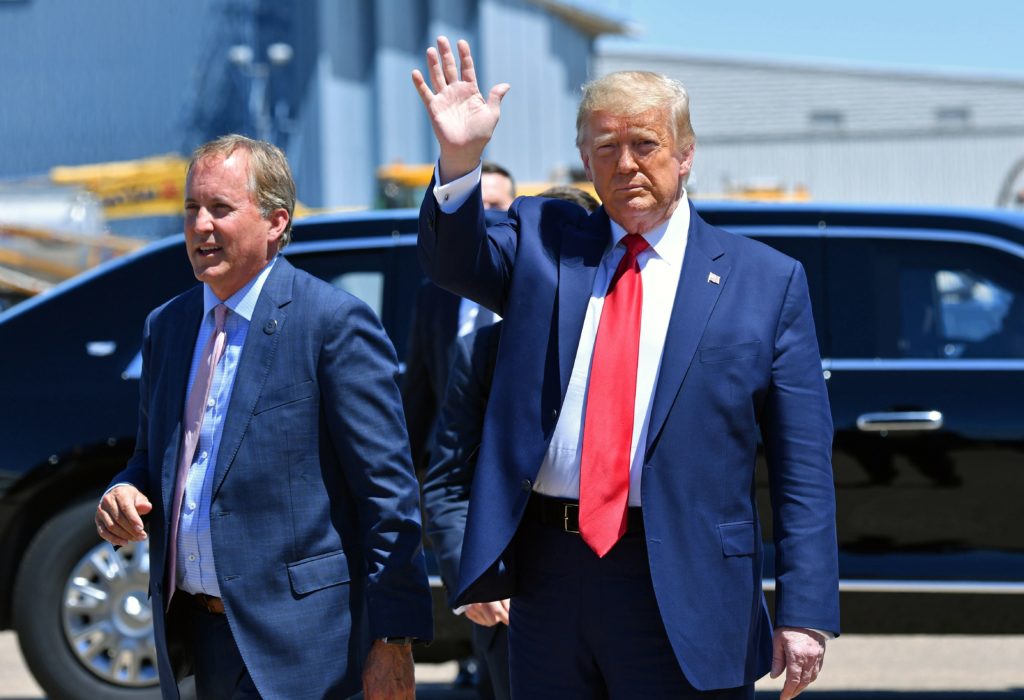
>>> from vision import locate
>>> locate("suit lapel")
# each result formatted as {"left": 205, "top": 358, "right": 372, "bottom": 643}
{"left": 557, "top": 208, "right": 609, "bottom": 400}
{"left": 211, "top": 259, "right": 294, "bottom": 499}
{"left": 645, "top": 206, "right": 730, "bottom": 457}
{"left": 160, "top": 291, "right": 204, "bottom": 522}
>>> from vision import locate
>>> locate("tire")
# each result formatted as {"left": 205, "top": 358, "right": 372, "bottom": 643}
{"left": 13, "top": 499, "right": 166, "bottom": 700}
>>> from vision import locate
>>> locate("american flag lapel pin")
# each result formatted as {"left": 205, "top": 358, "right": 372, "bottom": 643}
{"left": 707, "top": 272, "right": 721, "bottom": 285}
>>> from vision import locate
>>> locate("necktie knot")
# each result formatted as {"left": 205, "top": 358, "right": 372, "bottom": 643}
{"left": 622, "top": 234, "right": 649, "bottom": 261}
{"left": 213, "top": 304, "right": 228, "bottom": 332}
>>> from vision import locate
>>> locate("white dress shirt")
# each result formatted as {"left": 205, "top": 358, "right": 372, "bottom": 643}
{"left": 435, "top": 164, "right": 690, "bottom": 506}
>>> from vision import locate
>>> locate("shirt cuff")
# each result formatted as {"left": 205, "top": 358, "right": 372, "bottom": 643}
{"left": 807, "top": 627, "right": 834, "bottom": 642}
{"left": 433, "top": 160, "right": 482, "bottom": 214}
{"left": 101, "top": 482, "right": 136, "bottom": 500}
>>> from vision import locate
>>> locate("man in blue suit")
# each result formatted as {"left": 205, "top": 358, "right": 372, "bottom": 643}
{"left": 96, "top": 135, "right": 432, "bottom": 699}
{"left": 412, "top": 38, "right": 839, "bottom": 699}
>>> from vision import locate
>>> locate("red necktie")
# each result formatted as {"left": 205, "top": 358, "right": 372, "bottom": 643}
{"left": 579, "top": 234, "right": 649, "bottom": 557}
{"left": 166, "top": 304, "right": 227, "bottom": 608}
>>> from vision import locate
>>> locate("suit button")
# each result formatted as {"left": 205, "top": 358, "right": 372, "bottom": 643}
{"left": 551, "top": 408, "right": 559, "bottom": 421}
{"left": 521, "top": 479, "right": 532, "bottom": 492}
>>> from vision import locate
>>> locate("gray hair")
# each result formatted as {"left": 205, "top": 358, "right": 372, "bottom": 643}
{"left": 187, "top": 134, "right": 297, "bottom": 248}
{"left": 575, "top": 71, "right": 695, "bottom": 152}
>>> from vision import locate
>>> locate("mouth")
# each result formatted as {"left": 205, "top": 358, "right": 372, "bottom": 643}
{"left": 195, "top": 244, "right": 223, "bottom": 258}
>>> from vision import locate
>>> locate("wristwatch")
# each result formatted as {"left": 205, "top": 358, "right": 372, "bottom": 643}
{"left": 381, "top": 636, "right": 413, "bottom": 645}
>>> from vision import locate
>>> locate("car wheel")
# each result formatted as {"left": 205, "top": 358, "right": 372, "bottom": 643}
{"left": 13, "top": 499, "right": 167, "bottom": 699}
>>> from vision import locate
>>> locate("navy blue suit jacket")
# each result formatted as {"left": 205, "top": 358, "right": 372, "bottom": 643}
{"left": 418, "top": 187, "right": 839, "bottom": 690}
{"left": 402, "top": 282, "right": 461, "bottom": 473}
{"left": 112, "top": 258, "right": 433, "bottom": 699}
{"left": 421, "top": 322, "right": 501, "bottom": 596}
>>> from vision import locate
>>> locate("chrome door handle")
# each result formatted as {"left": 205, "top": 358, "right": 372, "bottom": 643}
{"left": 856, "top": 411, "right": 944, "bottom": 432}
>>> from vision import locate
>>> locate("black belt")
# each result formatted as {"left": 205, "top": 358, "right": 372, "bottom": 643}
{"left": 527, "top": 494, "right": 644, "bottom": 534}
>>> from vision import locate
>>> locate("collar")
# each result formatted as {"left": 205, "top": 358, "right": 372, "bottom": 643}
{"left": 606, "top": 190, "right": 690, "bottom": 267}
{"left": 202, "top": 256, "right": 279, "bottom": 322}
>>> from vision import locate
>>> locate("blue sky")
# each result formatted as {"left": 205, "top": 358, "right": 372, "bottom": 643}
{"left": 594, "top": 0, "right": 1024, "bottom": 79}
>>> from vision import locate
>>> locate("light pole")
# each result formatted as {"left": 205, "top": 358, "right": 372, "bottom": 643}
{"left": 228, "top": 42, "right": 294, "bottom": 144}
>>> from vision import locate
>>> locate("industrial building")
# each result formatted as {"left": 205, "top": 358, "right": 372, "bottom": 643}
{"left": 2, "top": 0, "right": 1023, "bottom": 239}
{"left": 595, "top": 50, "right": 1024, "bottom": 207}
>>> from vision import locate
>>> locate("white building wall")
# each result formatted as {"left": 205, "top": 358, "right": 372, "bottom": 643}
{"left": 595, "top": 50, "right": 1024, "bottom": 206}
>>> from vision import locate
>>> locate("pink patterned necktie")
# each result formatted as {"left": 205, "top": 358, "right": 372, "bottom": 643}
{"left": 166, "top": 304, "right": 227, "bottom": 608}
{"left": 579, "top": 234, "right": 649, "bottom": 557}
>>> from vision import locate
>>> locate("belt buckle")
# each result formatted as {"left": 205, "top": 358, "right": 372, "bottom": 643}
{"left": 563, "top": 503, "right": 579, "bottom": 533}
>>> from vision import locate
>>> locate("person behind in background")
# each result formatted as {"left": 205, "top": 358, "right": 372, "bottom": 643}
{"left": 96, "top": 134, "right": 432, "bottom": 700}
{"left": 412, "top": 36, "right": 838, "bottom": 700}
{"left": 402, "top": 162, "right": 516, "bottom": 476}
{"left": 480, "top": 160, "right": 516, "bottom": 211}
{"left": 423, "top": 187, "right": 598, "bottom": 700}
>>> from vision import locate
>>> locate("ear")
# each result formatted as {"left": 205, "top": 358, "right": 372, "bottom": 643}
{"left": 579, "top": 149, "right": 593, "bottom": 182}
{"left": 266, "top": 208, "right": 289, "bottom": 243}
{"left": 678, "top": 142, "right": 695, "bottom": 182}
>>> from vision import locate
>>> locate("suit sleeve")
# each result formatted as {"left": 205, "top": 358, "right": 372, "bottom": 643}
{"left": 421, "top": 330, "right": 490, "bottom": 598}
{"left": 760, "top": 261, "right": 840, "bottom": 636}
{"left": 108, "top": 310, "right": 155, "bottom": 495}
{"left": 319, "top": 297, "right": 433, "bottom": 641}
{"left": 417, "top": 177, "right": 517, "bottom": 315}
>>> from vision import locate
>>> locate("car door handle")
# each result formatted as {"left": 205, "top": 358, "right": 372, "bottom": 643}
{"left": 856, "top": 411, "right": 944, "bottom": 432}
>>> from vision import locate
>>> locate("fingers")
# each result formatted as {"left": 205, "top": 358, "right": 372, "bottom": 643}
{"left": 423, "top": 36, "right": 483, "bottom": 96}
{"left": 439, "top": 35, "right": 460, "bottom": 86}
{"left": 95, "top": 486, "right": 148, "bottom": 546}
{"left": 411, "top": 69, "right": 434, "bottom": 107}
{"left": 457, "top": 39, "right": 478, "bottom": 87}
{"left": 780, "top": 656, "right": 816, "bottom": 700}
{"left": 426, "top": 44, "right": 446, "bottom": 94}
{"left": 770, "top": 630, "right": 785, "bottom": 678}
{"left": 493, "top": 599, "right": 510, "bottom": 626}
{"left": 464, "top": 601, "right": 509, "bottom": 627}
{"left": 487, "top": 83, "right": 511, "bottom": 112}
{"left": 774, "top": 627, "right": 826, "bottom": 699}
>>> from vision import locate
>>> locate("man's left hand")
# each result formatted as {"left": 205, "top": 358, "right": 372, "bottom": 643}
{"left": 770, "top": 627, "right": 826, "bottom": 700}
{"left": 362, "top": 639, "right": 414, "bottom": 700}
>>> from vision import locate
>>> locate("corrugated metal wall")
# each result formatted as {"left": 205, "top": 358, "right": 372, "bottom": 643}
{"left": 0, "top": 0, "right": 597, "bottom": 217}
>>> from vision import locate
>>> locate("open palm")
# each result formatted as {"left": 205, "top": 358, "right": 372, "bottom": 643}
{"left": 412, "top": 37, "right": 509, "bottom": 182}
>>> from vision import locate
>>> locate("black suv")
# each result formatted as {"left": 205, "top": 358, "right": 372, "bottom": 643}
{"left": 1, "top": 203, "right": 1022, "bottom": 699}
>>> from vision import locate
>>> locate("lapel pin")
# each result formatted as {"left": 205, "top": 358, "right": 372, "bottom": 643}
{"left": 707, "top": 272, "right": 721, "bottom": 285}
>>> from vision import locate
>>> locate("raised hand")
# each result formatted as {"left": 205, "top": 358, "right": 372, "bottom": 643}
{"left": 411, "top": 36, "right": 510, "bottom": 183}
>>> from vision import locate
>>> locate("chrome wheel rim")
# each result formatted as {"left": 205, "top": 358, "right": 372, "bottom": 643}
{"left": 62, "top": 540, "right": 159, "bottom": 687}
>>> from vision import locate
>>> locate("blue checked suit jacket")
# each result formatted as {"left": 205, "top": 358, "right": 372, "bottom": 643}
{"left": 111, "top": 257, "right": 432, "bottom": 699}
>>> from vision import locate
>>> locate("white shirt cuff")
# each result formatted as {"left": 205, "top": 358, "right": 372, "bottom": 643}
{"left": 102, "top": 482, "right": 136, "bottom": 500}
{"left": 807, "top": 627, "right": 834, "bottom": 641}
{"left": 433, "top": 160, "right": 482, "bottom": 214}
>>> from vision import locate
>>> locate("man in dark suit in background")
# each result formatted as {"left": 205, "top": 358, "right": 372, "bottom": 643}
{"left": 402, "top": 163, "right": 515, "bottom": 475}
{"left": 96, "top": 135, "right": 432, "bottom": 699}
{"left": 413, "top": 37, "right": 838, "bottom": 699}
{"left": 423, "top": 189, "right": 597, "bottom": 700}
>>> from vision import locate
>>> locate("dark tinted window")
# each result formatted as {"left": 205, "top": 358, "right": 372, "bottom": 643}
{"left": 828, "top": 236, "right": 1024, "bottom": 359}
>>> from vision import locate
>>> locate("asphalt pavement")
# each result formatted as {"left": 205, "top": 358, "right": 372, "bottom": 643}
{"left": 1, "top": 631, "right": 1023, "bottom": 698}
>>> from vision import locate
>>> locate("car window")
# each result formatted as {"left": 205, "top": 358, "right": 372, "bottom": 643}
{"left": 828, "top": 236, "right": 1024, "bottom": 359}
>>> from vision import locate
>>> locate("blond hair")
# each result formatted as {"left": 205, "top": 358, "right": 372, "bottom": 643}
{"left": 188, "top": 134, "right": 296, "bottom": 247}
{"left": 576, "top": 71, "right": 695, "bottom": 152}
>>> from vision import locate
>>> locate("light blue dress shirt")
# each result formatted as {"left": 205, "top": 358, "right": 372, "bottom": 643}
{"left": 176, "top": 257, "right": 278, "bottom": 596}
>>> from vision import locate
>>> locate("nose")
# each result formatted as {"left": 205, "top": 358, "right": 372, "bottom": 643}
{"left": 615, "top": 146, "right": 638, "bottom": 174}
{"left": 193, "top": 206, "right": 215, "bottom": 233}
